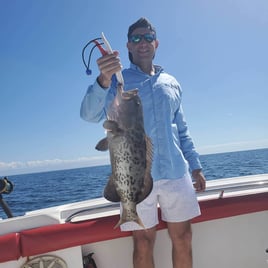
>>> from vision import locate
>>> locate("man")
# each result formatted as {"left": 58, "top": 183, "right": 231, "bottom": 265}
{"left": 80, "top": 17, "right": 206, "bottom": 268}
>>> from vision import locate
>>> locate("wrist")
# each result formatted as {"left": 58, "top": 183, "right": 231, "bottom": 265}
{"left": 192, "top": 169, "right": 202, "bottom": 176}
{"left": 97, "top": 75, "right": 111, "bottom": 89}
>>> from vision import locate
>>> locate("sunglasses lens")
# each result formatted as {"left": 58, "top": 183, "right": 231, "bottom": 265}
{"left": 130, "top": 35, "right": 142, "bottom": 43}
{"left": 129, "top": 34, "right": 156, "bottom": 43}
{"left": 144, "top": 34, "right": 155, "bottom": 42}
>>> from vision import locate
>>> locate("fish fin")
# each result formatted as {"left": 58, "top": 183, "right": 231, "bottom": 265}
{"left": 145, "top": 135, "right": 154, "bottom": 164}
{"left": 113, "top": 218, "right": 123, "bottom": 229}
{"left": 103, "top": 176, "right": 121, "bottom": 202}
{"left": 103, "top": 120, "right": 125, "bottom": 137}
{"left": 136, "top": 175, "right": 153, "bottom": 204}
{"left": 103, "top": 120, "right": 119, "bottom": 132}
{"left": 95, "top": 138, "right": 108, "bottom": 151}
{"left": 136, "top": 136, "right": 154, "bottom": 204}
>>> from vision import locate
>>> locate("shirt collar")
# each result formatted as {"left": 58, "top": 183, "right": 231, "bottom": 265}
{"left": 130, "top": 62, "right": 163, "bottom": 75}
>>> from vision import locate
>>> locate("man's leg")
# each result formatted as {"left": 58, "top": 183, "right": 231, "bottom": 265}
{"left": 132, "top": 226, "right": 157, "bottom": 268}
{"left": 167, "top": 220, "right": 193, "bottom": 268}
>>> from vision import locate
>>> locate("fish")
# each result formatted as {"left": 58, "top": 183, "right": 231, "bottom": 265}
{"left": 95, "top": 84, "right": 153, "bottom": 229}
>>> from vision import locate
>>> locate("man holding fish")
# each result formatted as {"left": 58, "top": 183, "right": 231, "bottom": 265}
{"left": 81, "top": 17, "right": 206, "bottom": 268}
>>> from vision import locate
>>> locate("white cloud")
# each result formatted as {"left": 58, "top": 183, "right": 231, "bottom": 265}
{"left": 1, "top": 139, "right": 267, "bottom": 176}
{"left": 198, "top": 139, "right": 268, "bottom": 155}
{"left": 0, "top": 155, "right": 110, "bottom": 176}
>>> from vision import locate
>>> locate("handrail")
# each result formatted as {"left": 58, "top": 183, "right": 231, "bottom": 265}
{"left": 64, "top": 176, "right": 268, "bottom": 223}
{"left": 198, "top": 174, "right": 268, "bottom": 198}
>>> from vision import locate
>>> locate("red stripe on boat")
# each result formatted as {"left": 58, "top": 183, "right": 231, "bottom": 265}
{"left": 0, "top": 233, "right": 20, "bottom": 262}
{"left": 0, "top": 191, "right": 267, "bottom": 261}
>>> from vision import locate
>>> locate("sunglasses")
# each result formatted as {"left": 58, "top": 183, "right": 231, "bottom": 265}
{"left": 129, "top": 33, "right": 156, "bottom": 44}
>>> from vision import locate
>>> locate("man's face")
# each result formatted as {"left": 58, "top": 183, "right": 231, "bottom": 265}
{"left": 127, "top": 27, "right": 158, "bottom": 65}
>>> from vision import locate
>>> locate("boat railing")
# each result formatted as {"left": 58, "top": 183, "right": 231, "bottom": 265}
{"left": 64, "top": 174, "right": 268, "bottom": 223}
{"left": 198, "top": 174, "right": 268, "bottom": 199}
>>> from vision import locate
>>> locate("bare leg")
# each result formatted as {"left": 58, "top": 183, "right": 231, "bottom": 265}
{"left": 132, "top": 226, "right": 157, "bottom": 268}
{"left": 167, "top": 221, "right": 193, "bottom": 268}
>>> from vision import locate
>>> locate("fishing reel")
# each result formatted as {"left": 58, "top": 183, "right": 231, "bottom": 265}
{"left": 0, "top": 177, "right": 14, "bottom": 218}
{"left": 0, "top": 177, "right": 14, "bottom": 195}
{"left": 83, "top": 252, "right": 97, "bottom": 268}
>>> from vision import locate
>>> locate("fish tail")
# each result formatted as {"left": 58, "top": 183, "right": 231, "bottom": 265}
{"left": 113, "top": 218, "right": 123, "bottom": 229}
{"left": 135, "top": 216, "right": 146, "bottom": 229}
{"left": 114, "top": 216, "right": 145, "bottom": 229}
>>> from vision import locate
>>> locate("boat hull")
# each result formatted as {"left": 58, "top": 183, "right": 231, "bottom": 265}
{"left": 0, "top": 174, "right": 267, "bottom": 268}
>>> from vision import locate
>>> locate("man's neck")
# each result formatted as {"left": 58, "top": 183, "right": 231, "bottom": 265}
{"left": 134, "top": 60, "right": 155, "bottom": 76}
{"left": 140, "top": 64, "right": 155, "bottom": 76}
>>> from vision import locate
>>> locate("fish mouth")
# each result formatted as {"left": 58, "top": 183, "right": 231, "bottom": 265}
{"left": 121, "top": 90, "right": 138, "bottom": 100}
{"left": 117, "top": 84, "right": 138, "bottom": 100}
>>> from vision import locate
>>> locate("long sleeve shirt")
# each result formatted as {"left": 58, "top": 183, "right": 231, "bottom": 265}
{"left": 80, "top": 63, "right": 202, "bottom": 181}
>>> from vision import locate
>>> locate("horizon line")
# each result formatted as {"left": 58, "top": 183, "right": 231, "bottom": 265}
{"left": 1, "top": 146, "right": 267, "bottom": 177}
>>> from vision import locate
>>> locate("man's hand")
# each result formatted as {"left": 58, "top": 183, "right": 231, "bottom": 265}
{"left": 97, "top": 51, "right": 122, "bottom": 88}
{"left": 192, "top": 169, "right": 206, "bottom": 192}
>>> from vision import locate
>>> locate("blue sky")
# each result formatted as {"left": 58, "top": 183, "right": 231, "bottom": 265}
{"left": 1, "top": 0, "right": 267, "bottom": 175}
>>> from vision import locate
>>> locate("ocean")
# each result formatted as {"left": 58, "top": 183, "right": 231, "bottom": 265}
{"left": 1, "top": 148, "right": 267, "bottom": 219}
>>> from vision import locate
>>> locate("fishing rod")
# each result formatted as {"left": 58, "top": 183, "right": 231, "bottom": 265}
{"left": 0, "top": 177, "right": 14, "bottom": 218}
{"left": 82, "top": 32, "right": 124, "bottom": 85}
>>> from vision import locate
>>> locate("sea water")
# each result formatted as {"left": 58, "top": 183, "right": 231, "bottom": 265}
{"left": 0, "top": 148, "right": 267, "bottom": 219}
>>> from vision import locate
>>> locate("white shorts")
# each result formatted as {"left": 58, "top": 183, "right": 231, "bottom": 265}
{"left": 120, "top": 173, "right": 200, "bottom": 231}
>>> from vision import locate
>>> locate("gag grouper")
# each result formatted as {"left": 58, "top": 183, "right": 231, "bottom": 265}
{"left": 96, "top": 84, "right": 153, "bottom": 229}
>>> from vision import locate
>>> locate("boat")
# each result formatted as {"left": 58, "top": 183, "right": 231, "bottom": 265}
{"left": 0, "top": 174, "right": 268, "bottom": 268}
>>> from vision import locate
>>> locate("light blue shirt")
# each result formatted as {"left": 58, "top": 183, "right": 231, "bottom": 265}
{"left": 80, "top": 63, "right": 202, "bottom": 181}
